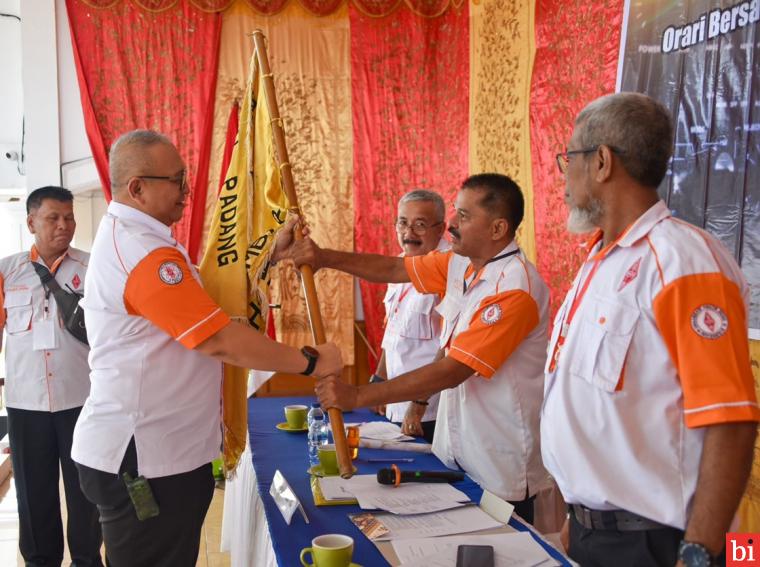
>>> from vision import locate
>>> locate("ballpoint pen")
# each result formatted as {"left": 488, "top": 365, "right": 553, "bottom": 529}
{"left": 366, "top": 457, "right": 415, "bottom": 463}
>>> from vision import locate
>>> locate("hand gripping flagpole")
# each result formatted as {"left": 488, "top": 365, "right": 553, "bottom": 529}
{"left": 251, "top": 30, "right": 354, "bottom": 479}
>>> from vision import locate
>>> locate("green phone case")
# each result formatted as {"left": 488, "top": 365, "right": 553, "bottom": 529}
{"left": 123, "top": 472, "right": 160, "bottom": 521}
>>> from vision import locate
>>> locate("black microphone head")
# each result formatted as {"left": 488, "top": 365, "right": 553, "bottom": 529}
{"left": 376, "top": 468, "right": 396, "bottom": 485}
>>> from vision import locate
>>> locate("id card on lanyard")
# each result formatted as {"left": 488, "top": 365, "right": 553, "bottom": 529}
{"left": 33, "top": 293, "right": 58, "bottom": 351}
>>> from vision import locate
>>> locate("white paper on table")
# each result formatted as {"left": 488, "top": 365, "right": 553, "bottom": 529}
{"left": 392, "top": 531, "right": 560, "bottom": 567}
{"left": 342, "top": 421, "right": 414, "bottom": 441}
{"left": 373, "top": 505, "right": 503, "bottom": 540}
{"left": 319, "top": 475, "right": 470, "bottom": 514}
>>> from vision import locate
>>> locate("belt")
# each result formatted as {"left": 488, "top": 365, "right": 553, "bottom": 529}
{"left": 570, "top": 504, "right": 671, "bottom": 532}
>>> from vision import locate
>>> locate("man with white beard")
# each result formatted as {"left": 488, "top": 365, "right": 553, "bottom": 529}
{"left": 541, "top": 92, "right": 758, "bottom": 567}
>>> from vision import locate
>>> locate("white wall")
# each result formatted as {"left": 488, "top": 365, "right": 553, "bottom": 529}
{"left": 0, "top": 0, "right": 24, "bottom": 189}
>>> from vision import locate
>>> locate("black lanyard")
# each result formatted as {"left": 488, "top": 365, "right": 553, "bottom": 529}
{"left": 462, "top": 249, "right": 520, "bottom": 294}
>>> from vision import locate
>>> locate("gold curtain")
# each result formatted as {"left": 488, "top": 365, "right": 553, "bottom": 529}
{"left": 204, "top": 0, "right": 355, "bottom": 361}
{"left": 468, "top": 0, "right": 536, "bottom": 263}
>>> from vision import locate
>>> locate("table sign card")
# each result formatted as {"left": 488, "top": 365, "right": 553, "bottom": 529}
{"left": 270, "top": 470, "right": 309, "bottom": 525}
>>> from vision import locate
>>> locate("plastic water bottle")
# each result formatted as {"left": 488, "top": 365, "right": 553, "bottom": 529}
{"left": 307, "top": 403, "right": 326, "bottom": 467}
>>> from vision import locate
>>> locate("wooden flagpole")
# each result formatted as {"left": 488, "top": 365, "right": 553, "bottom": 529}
{"left": 251, "top": 30, "right": 354, "bottom": 479}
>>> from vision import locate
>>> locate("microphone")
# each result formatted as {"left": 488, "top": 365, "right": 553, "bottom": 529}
{"left": 377, "top": 464, "right": 465, "bottom": 486}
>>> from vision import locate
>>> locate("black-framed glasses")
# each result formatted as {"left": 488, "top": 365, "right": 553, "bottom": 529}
{"left": 137, "top": 171, "right": 187, "bottom": 189}
{"left": 555, "top": 146, "right": 624, "bottom": 174}
{"left": 394, "top": 219, "right": 443, "bottom": 236}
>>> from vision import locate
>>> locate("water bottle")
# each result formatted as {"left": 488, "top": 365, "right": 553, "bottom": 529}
{"left": 307, "top": 403, "right": 325, "bottom": 467}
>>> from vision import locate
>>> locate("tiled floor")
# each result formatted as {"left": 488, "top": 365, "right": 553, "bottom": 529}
{"left": 0, "top": 473, "right": 230, "bottom": 567}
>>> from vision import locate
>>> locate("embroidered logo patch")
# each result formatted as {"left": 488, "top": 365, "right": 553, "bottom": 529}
{"left": 158, "top": 262, "right": 183, "bottom": 285}
{"left": 617, "top": 257, "right": 642, "bottom": 292}
{"left": 71, "top": 274, "right": 81, "bottom": 289}
{"left": 481, "top": 304, "right": 502, "bottom": 325}
{"left": 691, "top": 304, "right": 728, "bottom": 339}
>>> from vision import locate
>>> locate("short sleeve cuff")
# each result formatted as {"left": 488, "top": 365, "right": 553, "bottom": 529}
{"left": 404, "top": 256, "right": 428, "bottom": 294}
{"left": 176, "top": 308, "right": 231, "bottom": 349}
{"left": 684, "top": 402, "right": 760, "bottom": 428}
{"left": 448, "top": 346, "right": 496, "bottom": 379}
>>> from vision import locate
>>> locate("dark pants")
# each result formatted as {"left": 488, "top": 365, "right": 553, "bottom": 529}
{"left": 392, "top": 420, "right": 436, "bottom": 444}
{"left": 568, "top": 512, "right": 727, "bottom": 566}
{"left": 7, "top": 406, "right": 103, "bottom": 567}
{"left": 76, "top": 439, "right": 214, "bottom": 567}
{"left": 509, "top": 495, "right": 536, "bottom": 525}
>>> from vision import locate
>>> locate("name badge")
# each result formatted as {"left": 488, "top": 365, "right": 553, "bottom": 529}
{"left": 33, "top": 318, "right": 58, "bottom": 350}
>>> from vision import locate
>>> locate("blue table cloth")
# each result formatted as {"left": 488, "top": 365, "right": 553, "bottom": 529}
{"left": 249, "top": 396, "right": 570, "bottom": 566}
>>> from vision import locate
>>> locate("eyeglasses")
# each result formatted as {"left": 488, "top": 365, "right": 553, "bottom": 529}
{"left": 394, "top": 220, "right": 443, "bottom": 236}
{"left": 137, "top": 171, "right": 187, "bottom": 189}
{"left": 555, "top": 146, "right": 624, "bottom": 175}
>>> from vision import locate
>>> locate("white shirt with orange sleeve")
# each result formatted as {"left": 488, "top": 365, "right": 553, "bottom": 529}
{"left": 71, "top": 201, "right": 231, "bottom": 478}
{"left": 541, "top": 200, "right": 760, "bottom": 530}
{"left": 0, "top": 246, "right": 90, "bottom": 411}
{"left": 405, "top": 241, "right": 551, "bottom": 501}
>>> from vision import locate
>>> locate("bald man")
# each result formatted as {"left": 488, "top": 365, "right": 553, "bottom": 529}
{"left": 72, "top": 130, "right": 342, "bottom": 566}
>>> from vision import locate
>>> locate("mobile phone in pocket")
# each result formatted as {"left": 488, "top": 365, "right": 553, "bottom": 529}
{"left": 123, "top": 472, "right": 160, "bottom": 521}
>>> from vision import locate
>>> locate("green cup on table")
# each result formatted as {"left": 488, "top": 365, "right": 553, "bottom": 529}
{"left": 317, "top": 444, "right": 338, "bottom": 475}
{"left": 284, "top": 404, "right": 308, "bottom": 429}
{"left": 300, "top": 534, "right": 354, "bottom": 567}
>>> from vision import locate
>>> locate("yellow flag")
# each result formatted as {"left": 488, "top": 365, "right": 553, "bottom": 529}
{"left": 200, "top": 52, "right": 290, "bottom": 474}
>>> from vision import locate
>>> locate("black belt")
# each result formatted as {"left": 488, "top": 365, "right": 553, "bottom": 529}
{"left": 571, "top": 504, "right": 671, "bottom": 532}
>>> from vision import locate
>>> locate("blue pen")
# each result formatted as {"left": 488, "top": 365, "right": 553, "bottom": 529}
{"left": 366, "top": 458, "right": 414, "bottom": 463}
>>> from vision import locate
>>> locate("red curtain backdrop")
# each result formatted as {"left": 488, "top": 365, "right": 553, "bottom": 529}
{"left": 66, "top": 0, "right": 221, "bottom": 262}
{"left": 350, "top": 3, "right": 470, "bottom": 359}
{"left": 529, "top": 0, "right": 623, "bottom": 316}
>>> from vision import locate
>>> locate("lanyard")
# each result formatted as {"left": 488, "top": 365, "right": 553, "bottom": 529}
{"left": 463, "top": 249, "right": 519, "bottom": 294}
{"left": 393, "top": 284, "right": 413, "bottom": 313}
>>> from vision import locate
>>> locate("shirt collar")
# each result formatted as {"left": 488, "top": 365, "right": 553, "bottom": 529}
{"left": 480, "top": 240, "right": 520, "bottom": 283}
{"left": 586, "top": 200, "right": 671, "bottom": 259}
{"left": 107, "top": 201, "right": 174, "bottom": 240}
{"left": 30, "top": 244, "right": 70, "bottom": 273}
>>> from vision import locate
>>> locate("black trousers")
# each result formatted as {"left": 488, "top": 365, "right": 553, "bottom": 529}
{"left": 392, "top": 420, "right": 437, "bottom": 444}
{"left": 76, "top": 439, "right": 214, "bottom": 567}
{"left": 509, "top": 495, "right": 536, "bottom": 525}
{"left": 568, "top": 513, "right": 727, "bottom": 566}
{"left": 7, "top": 406, "right": 103, "bottom": 567}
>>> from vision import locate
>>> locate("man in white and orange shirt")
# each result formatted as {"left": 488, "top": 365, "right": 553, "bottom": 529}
{"left": 71, "top": 130, "right": 342, "bottom": 566}
{"left": 293, "top": 173, "right": 550, "bottom": 522}
{"left": 543, "top": 92, "right": 759, "bottom": 567}
{"left": 372, "top": 189, "right": 448, "bottom": 443}
{"left": 0, "top": 186, "right": 103, "bottom": 566}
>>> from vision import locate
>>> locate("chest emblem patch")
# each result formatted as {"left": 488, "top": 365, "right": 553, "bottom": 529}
{"left": 481, "top": 304, "right": 502, "bottom": 325}
{"left": 158, "top": 262, "right": 183, "bottom": 285}
{"left": 690, "top": 304, "right": 728, "bottom": 339}
{"left": 617, "top": 257, "right": 642, "bottom": 292}
{"left": 71, "top": 274, "right": 81, "bottom": 289}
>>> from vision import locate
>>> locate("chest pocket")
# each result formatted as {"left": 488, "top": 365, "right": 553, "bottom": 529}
{"left": 4, "top": 289, "right": 33, "bottom": 335}
{"left": 435, "top": 294, "right": 463, "bottom": 348}
{"left": 390, "top": 294, "right": 436, "bottom": 340}
{"left": 569, "top": 296, "right": 639, "bottom": 392}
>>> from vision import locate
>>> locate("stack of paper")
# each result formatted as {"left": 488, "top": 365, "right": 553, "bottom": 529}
{"left": 319, "top": 474, "right": 470, "bottom": 514}
{"left": 392, "top": 531, "right": 560, "bottom": 566}
{"left": 343, "top": 421, "right": 415, "bottom": 442}
{"left": 350, "top": 505, "right": 504, "bottom": 541}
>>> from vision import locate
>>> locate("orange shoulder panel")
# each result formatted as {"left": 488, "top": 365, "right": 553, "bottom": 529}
{"left": 653, "top": 272, "right": 759, "bottom": 427}
{"left": 449, "top": 289, "right": 539, "bottom": 378}
{"left": 124, "top": 247, "right": 230, "bottom": 349}
{"left": 404, "top": 250, "right": 452, "bottom": 295}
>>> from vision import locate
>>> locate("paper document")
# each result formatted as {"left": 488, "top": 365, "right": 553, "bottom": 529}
{"left": 393, "top": 531, "right": 559, "bottom": 567}
{"left": 318, "top": 474, "right": 470, "bottom": 514}
{"left": 372, "top": 505, "right": 503, "bottom": 540}
{"left": 343, "top": 421, "right": 414, "bottom": 441}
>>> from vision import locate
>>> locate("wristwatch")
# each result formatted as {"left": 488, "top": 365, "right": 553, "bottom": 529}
{"left": 678, "top": 541, "right": 714, "bottom": 567}
{"left": 300, "top": 346, "right": 319, "bottom": 376}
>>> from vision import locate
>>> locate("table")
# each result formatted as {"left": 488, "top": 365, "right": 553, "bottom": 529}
{"left": 222, "top": 396, "right": 571, "bottom": 566}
